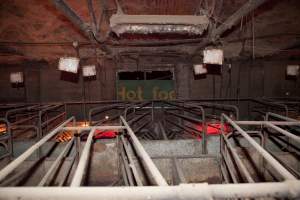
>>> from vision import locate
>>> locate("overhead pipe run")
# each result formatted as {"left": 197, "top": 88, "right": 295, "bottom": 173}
{"left": 110, "top": 14, "right": 209, "bottom": 36}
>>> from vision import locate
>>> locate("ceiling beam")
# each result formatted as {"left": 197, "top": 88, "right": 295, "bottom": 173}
{"left": 52, "top": 0, "right": 111, "bottom": 54}
{"left": 193, "top": 0, "right": 269, "bottom": 55}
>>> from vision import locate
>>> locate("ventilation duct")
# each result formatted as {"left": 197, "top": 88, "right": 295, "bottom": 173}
{"left": 110, "top": 14, "right": 209, "bottom": 36}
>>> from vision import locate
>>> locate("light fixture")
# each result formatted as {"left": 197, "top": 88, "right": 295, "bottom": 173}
{"left": 82, "top": 65, "right": 96, "bottom": 77}
{"left": 58, "top": 57, "right": 80, "bottom": 73}
{"left": 286, "top": 65, "right": 299, "bottom": 76}
{"left": 10, "top": 72, "right": 23, "bottom": 84}
{"left": 105, "top": 116, "right": 109, "bottom": 120}
{"left": 193, "top": 64, "right": 207, "bottom": 75}
{"left": 203, "top": 49, "right": 223, "bottom": 65}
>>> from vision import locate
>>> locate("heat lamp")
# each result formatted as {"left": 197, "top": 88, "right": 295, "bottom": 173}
{"left": 58, "top": 57, "right": 80, "bottom": 73}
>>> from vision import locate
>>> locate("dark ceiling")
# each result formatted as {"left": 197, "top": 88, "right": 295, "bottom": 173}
{"left": 0, "top": 0, "right": 299, "bottom": 64}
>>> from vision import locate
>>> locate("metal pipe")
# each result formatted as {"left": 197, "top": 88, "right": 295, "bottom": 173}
{"left": 0, "top": 117, "right": 75, "bottom": 183}
{"left": 71, "top": 128, "right": 95, "bottom": 187}
{"left": 236, "top": 121, "right": 300, "bottom": 126}
{"left": 128, "top": 111, "right": 150, "bottom": 125}
{"left": 120, "top": 116, "right": 168, "bottom": 186}
{"left": 1, "top": 180, "right": 299, "bottom": 200}
{"left": 41, "top": 112, "right": 66, "bottom": 127}
{"left": 221, "top": 114, "right": 296, "bottom": 180}
{"left": 222, "top": 134, "right": 254, "bottom": 183}
{"left": 120, "top": 136, "right": 143, "bottom": 186}
{"left": 38, "top": 138, "right": 75, "bottom": 186}
{"left": 58, "top": 155, "right": 76, "bottom": 186}
{"left": 120, "top": 148, "right": 135, "bottom": 186}
{"left": 266, "top": 112, "right": 299, "bottom": 123}
{"left": 264, "top": 122, "right": 300, "bottom": 144}
{"left": 63, "top": 126, "right": 125, "bottom": 131}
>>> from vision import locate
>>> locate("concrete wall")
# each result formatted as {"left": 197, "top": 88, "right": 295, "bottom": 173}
{"left": 0, "top": 58, "right": 299, "bottom": 104}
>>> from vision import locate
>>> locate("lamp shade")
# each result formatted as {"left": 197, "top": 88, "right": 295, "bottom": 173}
{"left": 193, "top": 64, "right": 207, "bottom": 75}
{"left": 58, "top": 57, "right": 80, "bottom": 73}
{"left": 82, "top": 65, "right": 96, "bottom": 77}
{"left": 10, "top": 72, "right": 23, "bottom": 83}
{"left": 203, "top": 49, "right": 223, "bottom": 65}
{"left": 286, "top": 65, "right": 299, "bottom": 76}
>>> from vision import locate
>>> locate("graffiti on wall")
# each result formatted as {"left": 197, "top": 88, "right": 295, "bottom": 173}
{"left": 117, "top": 80, "right": 176, "bottom": 100}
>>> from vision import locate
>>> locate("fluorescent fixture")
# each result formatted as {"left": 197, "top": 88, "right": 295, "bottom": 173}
{"left": 10, "top": 72, "right": 23, "bottom": 83}
{"left": 286, "top": 65, "right": 299, "bottom": 76}
{"left": 58, "top": 57, "right": 80, "bottom": 73}
{"left": 203, "top": 49, "right": 223, "bottom": 65}
{"left": 193, "top": 64, "right": 207, "bottom": 75}
{"left": 82, "top": 65, "right": 96, "bottom": 77}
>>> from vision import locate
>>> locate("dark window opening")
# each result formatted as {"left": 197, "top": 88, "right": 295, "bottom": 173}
{"left": 118, "top": 70, "right": 173, "bottom": 80}
{"left": 118, "top": 71, "right": 144, "bottom": 80}
{"left": 146, "top": 70, "right": 173, "bottom": 80}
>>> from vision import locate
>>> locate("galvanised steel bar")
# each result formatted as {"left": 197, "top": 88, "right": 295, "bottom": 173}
{"left": 222, "top": 134, "right": 254, "bottom": 183}
{"left": 10, "top": 114, "right": 37, "bottom": 126}
{"left": 38, "top": 138, "right": 75, "bottom": 186}
{"left": 234, "top": 121, "right": 300, "bottom": 144}
{"left": 88, "top": 103, "right": 126, "bottom": 125}
{"left": 5, "top": 105, "right": 40, "bottom": 120}
{"left": 120, "top": 116, "right": 168, "bottom": 186}
{"left": 63, "top": 126, "right": 126, "bottom": 131}
{"left": 120, "top": 136, "right": 143, "bottom": 186}
{"left": 163, "top": 101, "right": 207, "bottom": 153}
{"left": 120, "top": 162, "right": 130, "bottom": 186}
{"left": 189, "top": 102, "right": 240, "bottom": 120}
{"left": 128, "top": 111, "right": 151, "bottom": 125}
{"left": 120, "top": 148, "right": 135, "bottom": 186}
{"left": 221, "top": 114, "right": 297, "bottom": 180}
{"left": 221, "top": 142, "right": 238, "bottom": 183}
{"left": 133, "top": 120, "right": 150, "bottom": 133}
{"left": 264, "top": 122, "right": 300, "bottom": 144}
{"left": 38, "top": 104, "right": 65, "bottom": 137}
{"left": 268, "top": 151, "right": 300, "bottom": 178}
{"left": 236, "top": 121, "right": 300, "bottom": 126}
{"left": 58, "top": 155, "right": 76, "bottom": 186}
{"left": 1, "top": 180, "right": 299, "bottom": 200}
{"left": 0, "top": 117, "right": 75, "bottom": 183}
{"left": 165, "top": 119, "right": 201, "bottom": 138}
{"left": 0, "top": 142, "right": 58, "bottom": 187}
{"left": 41, "top": 112, "right": 66, "bottom": 127}
{"left": 251, "top": 99, "right": 289, "bottom": 116}
{"left": 266, "top": 112, "right": 300, "bottom": 123}
{"left": 124, "top": 101, "right": 151, "bottom": 120}
{"left": 165, "top": 110, "right": 203, "bottom": 124}
{"left": 71, "top": 128, "right": 96, "bottom": 187}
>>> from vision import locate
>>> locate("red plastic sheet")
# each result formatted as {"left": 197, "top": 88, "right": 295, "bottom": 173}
{"left": 94, "top": 130, "right": 117, "bottom": 139}
{"left": 196, "top": 123, "right": 231, "bottom": 135}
